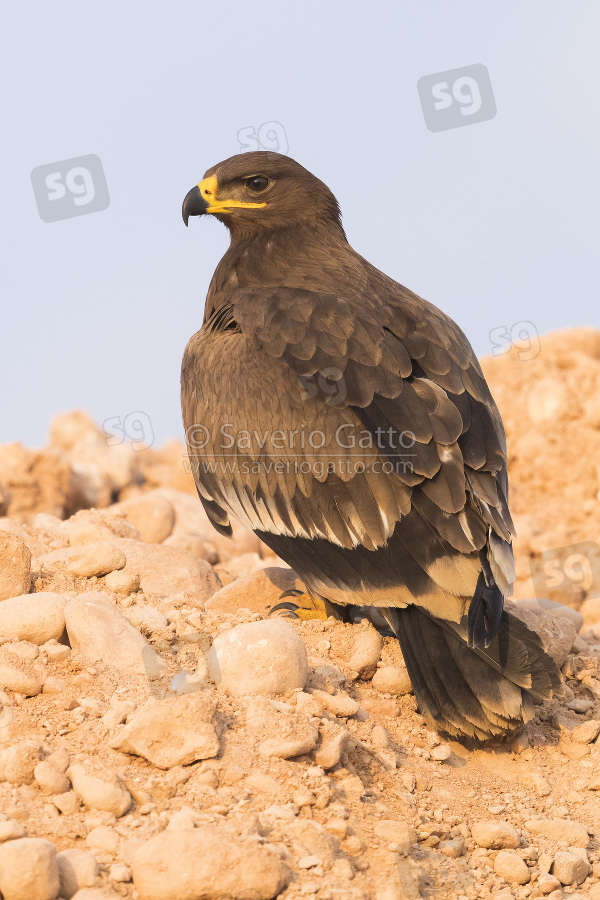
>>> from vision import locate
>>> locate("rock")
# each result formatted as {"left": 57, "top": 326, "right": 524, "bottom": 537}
{"left": 0, "top": 442, "right": 71, "bottom": 520}
{"left": 60, "top": 509, "right": 142, "bottom": 544}
{"left": 246, "top": 696, "right": 318, "bottom": 760}
{"left": 125, "top": 604, "right": 169, "bottom": 634}
{"left": 0, "top": 837, "right": 60, "bottom": 900}
{"left": 46, "top": 747, "right": 70, "bottom": 773}
{"left": 111, "top": 494, "right": 175, "bottom": 544}
{"left": 43, "top": 640, "right": 71, "bottom": 662}
{"left": 57, "top": 849, "right": 100, "bottom": 899}
{"left": 0, "top": 648, "right": 43, "bottom": 695}
{"left": 537, "top": 873, "right": 561, "bottom": 894}
{"left": 0, "top": 741, "right": 43, "bottom": 784}
{"left": 372, "top": 665, "right": 413, "bottom": 696}
{"left": 34, "top": 761, "right": 71, "bottom": 795}
{"left": 494, "top": 850, "right": 530, "bottom": 884}
{"left": 438, "top": 838, "right": 465, "bottom": 858}
{"left": 346, "top": 622, "right": 384, "bottom": 678}
{"left": 471, "top": 821, "right": 520, "bottom": 849}
{"left": 109, "top": 539, "right": 220, "bottom": 603}
{"left": 571, "top": 719, "right": 600, "bottom": 743}
{"left": 109, "top": 864, "right": 131, "bottom": 883}
{"left": 110, "top": 693, "right": 219, "bottom": 769}
{"left": 0, "top": 533, "right": 31, "bottom": 602}
{"left": 512, "top": 598, "right": 584, "bottom": 632}
{"left": 0, "top": 592, "right": 67, "bottom": 645}
{"left": 66, "top": 542, "right": 126, "bottom": 578}
{"left": 215, "top": 553, "right": 265, "bottom": 583}
{"left": 288, "top": 819, "right": 339, "bottom": 863}
{"left": 373, "top": 820, "right": 416, "bottom": 854}
{"left": 131, "top": 827, "right": 288, "bottom": 900}
{"left": 0, "top": 820, "right": 26, "bottom": 844}
{"left": 52, "top": 792, "right": 81, "bottom": 816}
{"left": 310, "top": 689, "right": 359, "bottom": 717}
{"left": 103, "top": 570, "right": 140, "bottom": 594}
{"left": 581, "top": 597, "right": 600, "bottom": 628}
{"left": 86, "top": 826, "right": 119, "bottom": 854}
{"left": 64, "top": 592, "right": 166, "bottom": 677}
{"left": 314, "top": 723, "right": 350, "bottom": 770}
{"left": 553, "top": 850, "right": 590, "bottom": 886}
{"left": 431, "top": 743, "right": 452, "bottom": 761}
{"left": 204, "top": 566, "right": 301, "bottom": 615}
{"left": 506, "top": 602, "right": 577, "bottom": 667}
{"left": 67, "top": 759, "right": 131, "bottom": 817}
{"left": 205, "top": 619, "right": 308, "bottom": 696}
{"left": 524, "top": 818, "right": 589, "bottom": 848}
{"left": 527, "top": 772, "right": 552, "bottom": 796}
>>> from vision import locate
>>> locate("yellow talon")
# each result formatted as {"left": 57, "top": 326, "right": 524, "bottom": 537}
{"left": 268, "top": 590, "right": 341, "bottom": 621}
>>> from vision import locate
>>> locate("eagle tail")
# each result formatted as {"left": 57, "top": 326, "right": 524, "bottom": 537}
{"left": 385, "top": 605, "right": 562, "bottom": 741}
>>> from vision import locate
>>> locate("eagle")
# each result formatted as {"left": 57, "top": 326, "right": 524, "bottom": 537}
{"left": 180, "top": 151, "right": 560, "bottom": 740}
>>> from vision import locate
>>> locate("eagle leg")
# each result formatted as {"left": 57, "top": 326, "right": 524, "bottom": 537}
{"left": 268, "top": 589, "right": 345, "bottom": 621}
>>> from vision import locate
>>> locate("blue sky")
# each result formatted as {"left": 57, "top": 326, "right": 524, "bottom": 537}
{"left": 3, "top": 1, "right": 599, "bottom": 447}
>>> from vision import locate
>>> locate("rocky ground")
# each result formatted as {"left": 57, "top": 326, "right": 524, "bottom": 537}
{"left": 0, "top": 328, "right": 599, "bottom": 899}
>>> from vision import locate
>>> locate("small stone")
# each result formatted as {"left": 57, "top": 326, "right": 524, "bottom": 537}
{"left": 0, "top": 819, "right": 27, "bottom": 842}
{"left": 524, "top": 818, "right": 589, "bottom": 848}
{"left": 346, "top": 623, "right": 383, "bottom": 679}
{"left": 372, "top": 665, "right": 413, "bottom": 696}
{"left": 109, "top": 693, "right": 219, "bottom": 769}
{"left": 102, "top": 701, "right": 135, "bottom": 729}
{"left": 34, "top": 761, "right": 71, "bottom": 795}
{"left": 0, "top": 532, "right": 31, "bottom": 602}
{"left": 528, "top": 772, "right": 552, "bottom": 796}
{"left": 111, "top": 493, "right": 175, "bottom": 544}
{"left": 373, "top": 820, "right": 416, "bottom": 855}
{"left": 125, "top": 604, "right": 169, "bottom": 634}
{"left": 471, "top": 821, "right": 520, "bottom": 849}
{"left": 109, "top": 864, "right": 131, "bottom": 883}
{"left": 0, "top": 837, "right": 60, "bottom": 900}
{"left": 6, "top": 640, "right": 38, "bottom": 660}
{"left": 401, "top": 772, "right": 416, "bottom": 793}
{"left": 371, "top": 725, "right": 390, "bottom": 749}
{"left": 567, "top": 699, "right": 594, "bottom": 713}
{"left": 104, "top": 570, "right": 140, "bottom": 594}
{"left": 571, "top": 719, "right": 600, "bottom": 744}
{"left": 42, "top": 676, "right": 65, "bottom": 694}
{"left": 109, "top": 538, "right": 220, "bottom": 602}
{"left": 43, "top": 641, "right": 71, "bottom": 662}
{"left": 246, "top": 697, "right": 318, "bottom": 760}
{"left": 314, "top": 722, "right": 350, "bottom": 770}
{"left": 537, "top": 873, "right": 561, "bottom": 894}
{"left": 64, "top": 592, "right": 166, "bottom": 676}
{"left": 1, "top": 741, "right": 43, "bottom": 784}
{"left": 494, "top": 849, "right": 531, "bottom": 884}
{"left": 205, "top": 618, "right": 308, "bottom": 696}
{"left": 0, "top": 648, "right": 43, "bottom": 695}
{"left": 67, "top": 759, "right": 130, "bottom": 817}
{"left": 204, "top": 566, "right": 301, "bottom": 616}
{"left": 86, "top": 825, "right": 119, "bottom": 854}
{"left": 67, "top": 542, "right": 126, "bottom": 578}
{"left": 553, "top": 850, "right": 590, "bottom": 886}
{"left": 131, "top": 827, "right": 288, "bottom": 900}
{"left": 438, "top": 838, "right": 465, "bottom": 858}
{"left": 310, "top": 689, "right": 359, "bottom": 718}
{"left": 431, "top": 744, "right": 452, "bottom": 761}
{"left": 0, "top": 592, "right": 67, "bottom": 645}
{"left": 52, "top": 791, "right": 81, "bottom": 816}
{"left": 298, "top": 856, "right": 321, "bottom": 869}
{"left": 46, "top": 748, "right": 70, "bottom": 773}
{"left": 57, "top": 848, "right": 100, "bottom": 899}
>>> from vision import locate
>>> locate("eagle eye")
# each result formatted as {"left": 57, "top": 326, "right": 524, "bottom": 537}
{"left": 245, "top": 176, "right": 271, "bottom": 193}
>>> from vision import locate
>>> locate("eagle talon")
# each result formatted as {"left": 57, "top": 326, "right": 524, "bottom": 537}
{"left": 268, "top": 591, "right": 330, "bottom": 621}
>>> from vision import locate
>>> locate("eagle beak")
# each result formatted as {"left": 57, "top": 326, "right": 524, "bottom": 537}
{"left": 182, "top": 174, "right": 267, "bottom": 226}
{"left": 182, "top": 185, "right": 209, "bottom": 226}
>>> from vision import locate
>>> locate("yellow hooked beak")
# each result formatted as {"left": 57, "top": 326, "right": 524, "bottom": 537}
{"left": 182, "top": 175, "right": 267, "bottom": 224}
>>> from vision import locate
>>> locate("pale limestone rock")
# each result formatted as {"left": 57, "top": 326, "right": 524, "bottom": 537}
{"left": 471, "top": 821, "right": 520, "bottom": 849}
{"left": 0, "top": 820, "right": 26, "bottom": 842}
{"left": 0, "top": 837, "right": 60, "bottom": 900}
{"left": 0, "top": 532, "right": 31, "bottom": 603}
{"left": 109, "top": 693, "right": 219, "bottom": 769}
{"left": 309, "top": 689, "right": 359, "bottom": 717}
{"left": 346, "top": 622, "right": 383, "bottom": 678}
{"left": 245, "top": 696, "right": 318, "bottom": 760}
{"left": 109, "top": 538, "right": 220, "bottom": 603}
{"left": 206, "top": 619, "right": 307, "bottom": 696}
{"left": 372, "top": 665, "right": 413, "bottom": 696}
{"left": 67, "top": 759, "right": 130, "bottom": 817}
{"left": 373, "top": 819, "right": 416, "bottom": 854}
{"left": 571, "top": 719, "right": 600, "bottom": 743}
{"left": 34, "top": 761, "right": 70, "bottom": 795}
{"left": 64, "top": 592, "right": 166, "bottom": 676}
{"left": 66, "top": 542, "right": 126, "bottom": 578}
{"left": 85, "top": 826, "right": 119, "bottom": 854}
{"left": 131, "top": 828, "right": 288, "bottom": 900}
{"left": 204, "top": 566, "right": 300, "bottom": 616}
{"left": 0, "top": 741, "right": 43, "bottom": 784}
{"left": 103, "top": 570, "right": 140, "bottom": 594}
{"left": 553, "top": 850, "right": 590, "bottom": 885}
{"left": 524, "top": 818, "right": 589, "bottom": 848}
{"left": 494, "top": 850, "right": 530, "bottom": 884}
{"left": 0, "top": 592, "right": 67, "bottom": 645}
{"left": 111, "top": 493, "right": 175, "bottom": 544}
{"left": 57, "top": 849, "right": 100, "bottom": 899}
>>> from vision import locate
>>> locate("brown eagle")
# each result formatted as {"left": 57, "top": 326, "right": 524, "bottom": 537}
{"left": 181, "top": 151, "right": 560, "bottom": 740}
